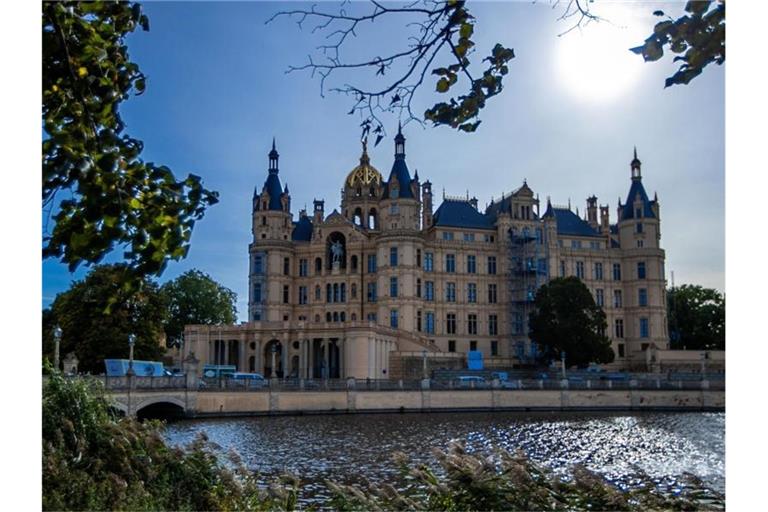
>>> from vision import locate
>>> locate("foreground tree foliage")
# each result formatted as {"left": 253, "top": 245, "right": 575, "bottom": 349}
{"left": 528, "top": 277, "right": 614, "bottom": 368}
{"left": 43, "top": 1, "right": 218, "bottom": 299}
{"left": 42, "top": 370, "right": 298, "bottom": 511}
{"left": 667, "top": 284, "right": 725, "bottom": 351}
{"left": 328, "top": 442, "right": 725, "bottom": 511}
{"left": 631, "top": 0, "right": 725, "bottom": 87}
{"left": 161, "top": 269, "right": 238, "bottom": 348}
{"left": 46, "top": 265, "right": 166, "bottom": 373}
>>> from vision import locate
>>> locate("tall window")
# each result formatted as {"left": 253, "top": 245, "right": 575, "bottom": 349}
{"left": 615, "top": 318, "right": 624, "bottom": 338}
{"left": 425, "top": 281, "right": 434, "bottom": 301}
{"left": 467, "top": 283, "right": 477, "bottom": 303}
{"left": 576, "top": 261, "right": 585, "bottom": 279}
{"left": 638, "top": 288, "right": 648, "bottom": 307}
{"left": 640, "top": 318, "right": 649, "bottom": 338}
{"left": 367, "top": 254, "right": 377, "bottom": 273}
{"left": 618, "top": 344, "right": 625, "bottom": 358}
{"left": 254, "top": 254, "right": 264, "bottom": 274}
{"left": 560, "top": 260, "right": 566, "bottom": 277}
{"left": 315, "top": 285, "right": 321, "bottom": 301}
{"left": 425, "top": 312, "right": 435, "bottom": 334}
{"left": 637, "top": 261, "right": 646, "bottom": 279}
{"left": 424, "top": 252, "right": 434, "bottom": 272}
{"left": 489, "top": 314, "right": 498, "bottom": 335}
{"left": 488, "top": 284, "right": 497, "bottom": 304}
{"left": 446, "top": 282, "right": 456, "bottom": 302}
{"left": 390, "top": 276, "right": 398, "bottom": 297}
{"left": 594, "top": 262, "right": 603, "bottom": 280}
{"left": 446, "top": 254, "right": 456, "bottom": 273}
{"left": 443, "top": 231, "right": 454, "bottom": 241}
{"left": 298, "top": 286, "right": 308, "bottom": 305}
{"left": 416, "top": 278, "right": 422, "bottom": 298}
{"left": 253, "top": 283, "right": 262, "bottom": 302}
{"left": 416, "top": 249, "right": 422, "bottom": 267}
{"left": 448, "top": 340, "right": 456, "bottom": 352}
{"left": 283, "top": 257, "right": 290, "bottom": 276}
{"left": 636, "top": 222, "right": 643, "bottom": 234}
{"left": 417, "top": 310, "right": 422, "bottom": 332}
{"left": 513, "top": 312, "right": 523, "bottom": 335}
{"left": 467, "top": 255, "right": 476, "bottom": 273}
{"left": 390, "top": 309, "right": 398, "bottom": 328}
{"left": 282, "top": 285, "right": 289, "bottom": 304}
{"left": 315, "top": 257, "right": 322, "bottom": 274}
{"left": 367, "top": 282, "right": 377, "bottom": 302}
{"left": 327, "top": 284, "right": 332, "bottom": 303}
{"left": 596, "top": 289, "right": 604, "bottom": 307}
{"left": 351, "top": 255, "right": 358, "bottom": 271}
{"left": 299, "top": 258, "right": 308, "bottom": 277}
{"left": 487, "top": 256, "right": 497, "bottom": 275}
{"left": 613, "top": 290, "right": 623, "bottom": 308}
{"left": 468, "top": 314, "right": 477, "bottom": 335}
{"left": 469, "top": 340, "right": 478, "bottom": 351}
{"left": 491, "top": 340, "right": 499, "bottom": 356}
{"left": 613, "top": 263, "right": 621, "bottom": 281}
{"left": 390, "top": 247, "right": 398, "bottom": 266}
{"left": 446, "top": 313, "right": 457, "bottom": 334}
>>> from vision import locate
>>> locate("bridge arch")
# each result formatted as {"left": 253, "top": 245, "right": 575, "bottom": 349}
{"left": 135, "top": 396, "right": 187, "bottom": 420}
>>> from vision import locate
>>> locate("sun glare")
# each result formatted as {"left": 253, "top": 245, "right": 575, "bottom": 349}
{"left": 555, "top": 14, "right": 647, "bottom": 103}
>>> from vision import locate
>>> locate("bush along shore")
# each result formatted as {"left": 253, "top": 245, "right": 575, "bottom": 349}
{"left": 42, "top": 370, "right": 724, "bottom": 511}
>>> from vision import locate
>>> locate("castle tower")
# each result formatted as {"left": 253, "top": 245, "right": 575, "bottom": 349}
{"left": 341, "top": 140, "right": 383, "bottom": 230}
{"left": 421, "top": 180, "right": 433, "bottom": 229}
{"left": 586, "top": 195, "right": 598, "bottom": 229}
{"left": 380, "top": 123, "right": 421, "bottom": 231}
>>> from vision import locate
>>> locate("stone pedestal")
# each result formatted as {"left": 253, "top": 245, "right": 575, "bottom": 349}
{"left": 183, "top": 352, "right": 200, "bottom": 390}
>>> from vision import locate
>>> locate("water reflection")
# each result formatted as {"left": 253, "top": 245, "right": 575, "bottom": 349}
{"left": 164, "top": 411, "right": 724, "bottom": 502}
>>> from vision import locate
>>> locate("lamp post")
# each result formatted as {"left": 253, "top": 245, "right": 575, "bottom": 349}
{"left": 127, "top": 333, "right": 136, "bottom": 377}
{"left": 422, "top": 349, "right": 428, "bottom": 379}
{"left": 561, "top": 351, "right": 567, "bottom": 380}
{"left": 270, "top": 343, "right": 278, "bottom": 379}
{"left": 53, "top": 325, "right": 62, "bottom": 371}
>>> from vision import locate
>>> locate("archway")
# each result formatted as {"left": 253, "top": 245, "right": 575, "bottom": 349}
{"left": 263, "top": 339, "right": 283, "bottom": 378}
{"left": 136, "top": 400, "right": 186, "bottom": 421}
{"left": 368, "top": 208, "right": 378, "bottom": 230}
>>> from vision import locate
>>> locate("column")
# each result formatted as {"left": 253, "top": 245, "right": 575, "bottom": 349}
{"left": 281, "top": 339, "right": 288, "bottom": 378}
{"left": 339, "top": 338, "right": 346, "bottom": 378}
{"left": 239, "top": 334, "right": 246, "bottom": 372}
{"left": 255, "top": 339, "right": 262, "bottom": 375}
{"left": 368, "top": 337, "right": 374, "bottom": 379}
{"left": 327, "top": 339, "right": 334, "bottom": 379}
{"left": 223, "top": 340, "right": 229, "bottom": 367}
{"left": 309, "top": 340, "right": 315, "bottom": 379}
{"left": 299, "top": 339, "right": 305, "bottom": 379}
{"left": 321, "top": 339, "right": 327, "bottom": 379}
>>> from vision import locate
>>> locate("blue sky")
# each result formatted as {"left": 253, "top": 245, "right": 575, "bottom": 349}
{"left": 42, "top": 1, "right": 725, "bottom": 321}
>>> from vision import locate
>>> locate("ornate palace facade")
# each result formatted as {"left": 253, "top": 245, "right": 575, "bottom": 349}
{"left": 183, "top": 128, "right": 669, "bottom": 378}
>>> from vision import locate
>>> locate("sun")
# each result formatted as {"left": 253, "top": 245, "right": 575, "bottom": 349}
{"left": 555, "top": 15, "right": 647, "bottom": 103}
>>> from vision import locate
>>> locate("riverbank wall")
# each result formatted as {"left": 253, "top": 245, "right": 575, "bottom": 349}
{"left": 187, "top": 388, "right": 724, "bottom": 417}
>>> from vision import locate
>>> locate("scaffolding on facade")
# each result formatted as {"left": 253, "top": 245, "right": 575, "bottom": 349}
{"left": 507, "top": 226, "right": 548, "bottom": 366}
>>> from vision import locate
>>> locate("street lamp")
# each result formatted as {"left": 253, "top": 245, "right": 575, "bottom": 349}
{"left": 53, "top": 325, "right": 62, "bottom": 371}
{"left": 422, "top": 349, "right": 428, "bottom": 380}
{"left": 127, "top": 333, "right": 136, "bottom": 377}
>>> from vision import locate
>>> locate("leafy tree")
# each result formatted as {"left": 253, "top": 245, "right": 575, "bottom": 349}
{"left": 43, "top": 1, "right": 218, "bottom": 298}
{"left": 160, "top": 269, "right": 238, "bottom": 348}
{"left": 631, "top": 0, "right": 725, "bottom": 87}
{"left": 667, "top": 284, "right": 725, "bottom": 350}
{"left": 528, "top": 277, "right": 614, "bottom": 368}
{"left": 46, "top": 265, "right": 167, "bottom": 374}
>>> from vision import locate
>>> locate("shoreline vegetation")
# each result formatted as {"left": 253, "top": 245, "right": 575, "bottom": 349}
{"left": 42, "top": 371, "right": 724, "bottom": 511}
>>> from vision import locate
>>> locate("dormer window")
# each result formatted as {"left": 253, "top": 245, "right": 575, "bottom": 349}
{"left": 390, "top": 186, "right": 399, "bottom": 199}
{"left": 635, "top": 207, "right": 642, "bottom": 218}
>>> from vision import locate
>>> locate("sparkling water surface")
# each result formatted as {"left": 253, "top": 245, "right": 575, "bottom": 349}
{"left": 164, "top": 411, "right": 724, "bottom": 503}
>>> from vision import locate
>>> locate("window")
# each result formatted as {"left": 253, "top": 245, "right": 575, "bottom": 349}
{"left": 488, "top": 284, "right": 497, "bottom": 304}
{"left": 351, "top": 284, "right": 357, "bottom": 299}
{"left": 367, "top": 282, "right": 377, "bottom": 303}
{"left": 390, "top": 276, "right": 398, "bottom": 297}
{"left": 390, "top": 310, "right": 399, "bottom": 328}
{"left": 487, "top": 256, "right": 497, "bottom": 275}
{"left": 576, "top": 261, "right": 585, "bottom": 279}
{"left": 424, "top": 252, "right": 434, "bottom": 272}
{"left": 442, "top": 231, "right": 454, "bottom": 241}
{"left": 315, "top": 257, "right": 322, "bottom": 274}
{"left": 513, "top": 312, "right": 523, "bottom": 335}
{"left": 326, "top": 284, "right": 332, "bottom": 303}
{"left": 596, "top": 289, "right": 604, "bottom": 307}
{"left": 351, "top": 255, "right": 358, "bottom": 272}
{"left": 367, "top": 312, "right": 377, "bottom": 322}
{"left": 594, "top": 262, "right": 603, "bottom": 280}
{"left": 446, "top": 254, "right": 456, "bottom": 273}
{"left": 489, "top": 314, "right": 498, "bottom": 336}
{"left": 637, "top": 239, "right": 644, "bottom": 248}
{"left": 467, "top": 283, "right": 477, "bottom": 303}
{"left": 470, "top": 340, "right": 478, "bottom": 351}
{"left": 491, "top": 340, "right": 499, "bottom": 356}
{"left": 425, "top": 312, "right": 435, "bottom": 334}
{"left": 446, "top": 282, "right": 456, "bottom": 302}
{"left": 282, "top": 285, "right": 289, "bottom": 304}
{"left": 464, "top": 233, "right": 475, "bottom": 242}
{"left": 390, "top": 203, "right": 399, "bottom": 214}
{"left": 298, "top": 286, "right": 308, "bottom": 305}
{"left": 283, "top": 257, "right": 290, "bottom": 276}
{"left": 467, "top": 255, "right": 476, "bottom": 273}
{"left": 636, "top": 222, "right": 643, "bottom": 234}
{"left": 613, "top": 290, "right": 623, "bottom": 308}
{"left": 367, "top": 254, "right": 377, "bottom": 273}
{"left": 416, "top": 278, "right": 422, "bottom": 298}
{"left": 639, "top": 288, "right": 648, "bottom": 307}
{"left": 572, "top": 240, "right": 582, "bottom": 249}
{"left": 425, "top": 281, "right": 434, "bottom": 301}
{"left": 254, "top": 254, "right": 264, "bottom": 274}
{"left": 253, "top": 283, "right": 262, "bottom": 302}
{"left": 637, "top": 261, "right": 646, "bottom": 279}
{"left": 468, "top": 314, "right": 477, "bottom": 335}
{"left": 640, "top": 318, "right": 649, "bottom": 338}
{"left": 315, "top": 285, "right": 321, "bottom": 301}
{"left": 615, "top": 319, "right": 624, "bottom": 338}
{"left": 299, "top": 259, "right": 308, "bottom": 277}
{"left": 618, "top": 343, "right": 625, "bottom": 358}
{"left": 340, "top": 283, "right": 346, "bottom": 302}
{"left": 560, "top": 260, "right": 566, "bottom": 277}
{"left": 636, "top": 207, "right": 642, "bottom": 218}
{"left": 417, "top": 310, "right": 422, "bottom": 332}
{"left": 590, "top": 241, "right": 601, "bottom": 250}
{"left": 446, "top": 313, "right": 457, "bottom": 334}
{"left": 333, "top": 283, "right": 340, "bottom": 302}
{"left": 613, "top": 263, "right": 621, "bottom": 281}
{"left": 448, "top": 340, "right": 456, "bottom": 352}
{"left": 390, "top": 247, "right": 398, "bottom": 266}
{"left": 416, "top": 249, "right": 422, "bottom": 267}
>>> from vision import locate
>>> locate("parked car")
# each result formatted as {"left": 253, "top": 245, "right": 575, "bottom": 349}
{"left": 231, "top": 372, "right": 267, "bottom": 388}
{"left": 454, "top": 376, "right": 488, "bottom": 388}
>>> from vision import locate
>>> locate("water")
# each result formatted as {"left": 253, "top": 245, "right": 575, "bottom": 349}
{"left": 164, "top": 411, "right": 724, "bottom": 503}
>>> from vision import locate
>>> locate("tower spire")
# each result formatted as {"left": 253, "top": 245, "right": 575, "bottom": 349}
{"left": 268, "top": 137, "right": 279, "bottom": 173}
{"left": 631, "top": 146, "right": 642, "bottom": 179}
{"left": 394, "top": 121, "right": 405, "bottom": 159}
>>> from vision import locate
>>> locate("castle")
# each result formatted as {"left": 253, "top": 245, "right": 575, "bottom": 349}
{"left": 182, "top": 127, "right": 669, "bottom": 378}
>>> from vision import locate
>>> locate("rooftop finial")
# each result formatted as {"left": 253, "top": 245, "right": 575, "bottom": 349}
{"left": 268, "top": 137, "right": 279, "bottom": 172}
{"left": 631, "top": 146, "right": 642, "bottom": 177}
{"left": 634, "top": 145, "right": 637, "bottom": 160}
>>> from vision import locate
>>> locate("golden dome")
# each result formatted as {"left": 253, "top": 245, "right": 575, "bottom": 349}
{"left": 345, "top": 140, "right": 382, "bottom": 188}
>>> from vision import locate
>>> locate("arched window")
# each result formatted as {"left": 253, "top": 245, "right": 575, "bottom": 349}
{"left": 326, "top": 284, "right": 332, "bottom": 303}
{"left": 351, "top": 283, "right": 357, "bottom": 299}
{"left": 315, "top": 257, "right": 322, "bottom": 274}
{"left": 315, "top": 285, "right": 321, "bottom": 301}
{"left": 326, "top": 312, "right": 332, "bottom": 322}
{"left": 351, "top": 255, "right": 358, "bottom": 271}
{"left": 340, "top": 312, "right": 346, "bottom": 322}
{"left": 333, "top": 283, "right": 340, "bottom": 303}
{"left": 341, "top": 283, "right": 346, "bottom": 302}
{"left": 368, "top": 208, "right": 377, "bottom": 230}
{"left": 333, "top": 312, "right": 339, "bottom": 322}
